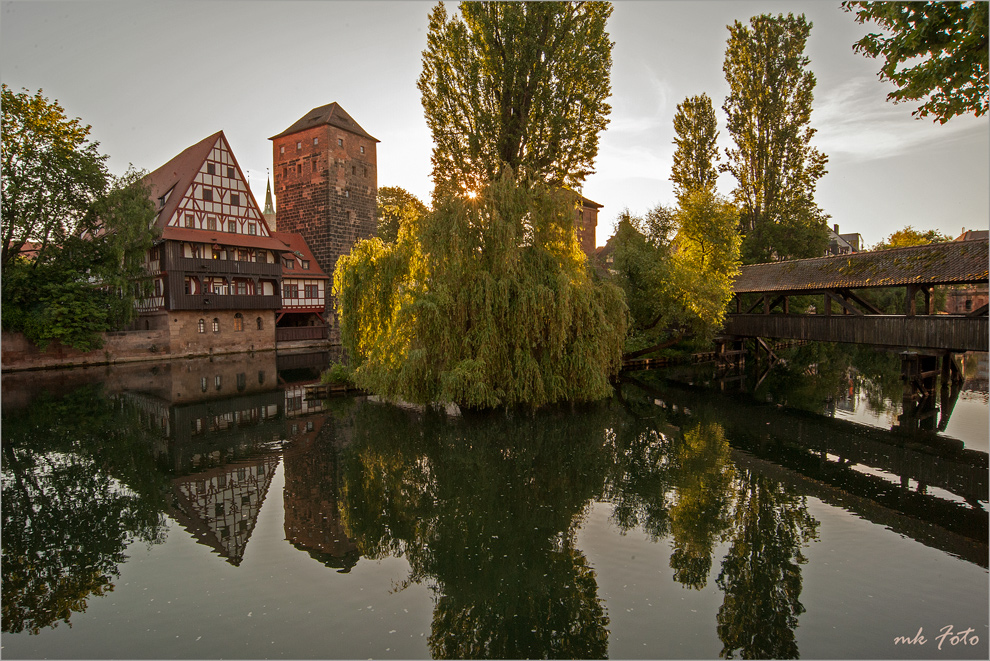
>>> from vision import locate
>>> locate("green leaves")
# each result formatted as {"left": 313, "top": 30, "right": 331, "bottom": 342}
{"left": 418, "top": 1, "right": 613, "bottom": 200}
{"left": 671, "top": 94, "right": 720, "bottom": 206}
{"left": 721, "top": 14, "right": 829, "bottom": 263}
{"left": 842, "top": 1, "right": 989, "bottom": 123}
{"left": 334, "top": 174, "right": 627, "bottom": 409}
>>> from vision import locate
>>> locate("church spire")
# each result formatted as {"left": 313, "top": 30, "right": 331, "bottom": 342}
{"left": 263, "top": 169, "right": 276, "bottom": 230}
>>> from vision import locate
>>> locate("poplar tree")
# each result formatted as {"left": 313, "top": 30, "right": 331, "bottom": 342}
{"left": 721, "top": 14, "right": 829, "bottom": 263}
{"left": 418, "top": 1, "right": 613, "bottom": 199}
{"left": 670, "top": 93, "right": 720, "bottom": 205}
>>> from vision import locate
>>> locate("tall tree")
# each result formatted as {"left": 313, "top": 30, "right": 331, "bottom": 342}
{"left": 721, "top": 14, "right": 829, "bottom": 264}
{"left": 670, "top": 93, "right": 720, "bottom": 205}
{"left": 334, "top": 173, "right": 627, "bottom": 410}
{"left": 842, "top": 1, "right": 989, "bottom": 123}
{"left": 418, "top": 1, "right": 613, "bottom": 199}
{"left": 376, "top": 186, "right": 428, "bottom": 244}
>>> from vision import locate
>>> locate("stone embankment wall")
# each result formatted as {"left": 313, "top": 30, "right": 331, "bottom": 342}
{"left": 1, "top": 329, "right": 328, "bottom": 372}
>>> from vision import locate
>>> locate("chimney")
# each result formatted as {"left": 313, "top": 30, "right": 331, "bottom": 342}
{"left": 833, "top": 224, "right": 839, "bottom": 234}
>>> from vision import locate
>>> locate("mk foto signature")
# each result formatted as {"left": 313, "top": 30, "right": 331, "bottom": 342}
{"left": 894, "top": 625, "right": 980, "bottom": 650}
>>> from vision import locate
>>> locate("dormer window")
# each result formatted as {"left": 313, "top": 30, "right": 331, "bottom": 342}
{"left": 301, "top": 260, "right": 310, "bottom": 270}
{"left": 283, "top": 258, "right": 294, "bottom": 269}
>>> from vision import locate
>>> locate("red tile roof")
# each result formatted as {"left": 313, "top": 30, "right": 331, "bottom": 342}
{"left": 161, "top": 227, "right": 289, "bottom": 252}
{"left": 271, "top": 231, "right": 329, "bottom": 279}
{"left": 143, "top": 131, "right": 222, "bottom": 232}
{"left": 734, "top": 240, "right": 989, "bottom": 293}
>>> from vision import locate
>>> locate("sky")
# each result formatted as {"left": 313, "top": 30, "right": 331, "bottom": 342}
{"left": 2, "top": 0, "right": 987, "bottom": 250}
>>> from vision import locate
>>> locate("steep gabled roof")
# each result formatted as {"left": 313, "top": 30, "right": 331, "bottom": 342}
{"left": 143, "top": 131, "right": 221, "bottom": 231}
{"left": 272, "top": 231, "right": 329, "bottom": 279}
{"left": 269, "top": 102, "right": 379, "bottom": 142}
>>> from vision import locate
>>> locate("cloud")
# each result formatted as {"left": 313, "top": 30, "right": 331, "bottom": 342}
{"left": 812, "top": 76, "right": 986, "bottom": 162}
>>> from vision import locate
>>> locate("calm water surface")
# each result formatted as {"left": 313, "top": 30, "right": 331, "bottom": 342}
{"left": 2, "top": 346, "right": 987, "bottom": 659}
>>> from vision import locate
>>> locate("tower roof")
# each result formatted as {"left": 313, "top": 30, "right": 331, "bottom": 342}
{"left": 269, "top": 102, "right": 379, "bottom": 142}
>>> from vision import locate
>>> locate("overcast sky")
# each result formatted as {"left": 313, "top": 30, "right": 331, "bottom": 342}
{"left": 2, "top": 0, "right": 987, "bottom": 249}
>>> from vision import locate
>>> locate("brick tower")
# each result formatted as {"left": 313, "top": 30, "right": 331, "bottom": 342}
{"left": 270, "top": 103, "right": 378, "bottom": 339}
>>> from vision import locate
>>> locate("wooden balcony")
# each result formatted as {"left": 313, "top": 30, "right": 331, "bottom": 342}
{"left": 169, "top": 293, "right": 281, "bottom": 311}
{"left": 169, "top": 256, "right": 282, "bottom": 278}
{"left": 276, "top": 326, "right": 328, "bottom": 342}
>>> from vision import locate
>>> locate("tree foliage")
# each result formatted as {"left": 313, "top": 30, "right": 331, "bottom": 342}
{"left": 1, "top": 85, "right": 107, "bottom": 269}
{"left": 722, "top": 14, "right": 829, "bottom": 264}
{"left": 842, "top": 1, "right": 989, "bottom": 123}
{"left": 1, "top": 86, "right": 158, "bottom": 351}
{"left": 418, "top": 1, "right": 613, "bottom": 199}
{"left": 872, "top": 224, "right": 952, "bottom": 250}
{"left": 608, "top": 189, "right": 741, "bottom": 354}
{"left": 334, "top": 173, "right": 627, "bottom": 410}
{"left": 376, "top": 186, "right": 428, "bottom": 244}
{"left": 670, "top": 93, "right": 720, "bottom": 206}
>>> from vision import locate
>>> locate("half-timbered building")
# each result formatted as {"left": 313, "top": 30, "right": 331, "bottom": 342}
{"left": 137, "top": 131, "right": 322, "bottom": 355}
{"left": 272, "top": 231, "right": 330, "bottom": 343}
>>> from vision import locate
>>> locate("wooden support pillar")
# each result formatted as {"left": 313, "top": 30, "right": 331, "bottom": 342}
{"left": 905, "top": 284, "right": 917, "bottom": 317}
{"left": 824, "top": 292, "right": 832, "bottom": 316}
{"left": 763, "top": 294, "right": 770, "bottom": 314}
{"left": 923, "top": 286, "right": 934, "bottom": 315}
{"left": 783, "top": 296, "right": 790, "bottom": 314}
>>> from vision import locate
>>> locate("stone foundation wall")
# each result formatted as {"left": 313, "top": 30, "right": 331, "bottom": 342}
{"left": 1, "top": 330, "right": 171, "bottom": 372}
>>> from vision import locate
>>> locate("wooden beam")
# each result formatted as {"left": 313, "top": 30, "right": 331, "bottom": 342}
{"left": 967, "top": 303, "right": 988, "bottom": 318}
{"left": 838, "top": 288, "right": 883, "bottom": 315}
{"left": 825, "top": 291, "right": 864, "bottom": 316}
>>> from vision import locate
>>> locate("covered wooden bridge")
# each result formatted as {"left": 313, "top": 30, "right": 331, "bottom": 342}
{"left": 724, "top": 239, "right": 989, "bottom": 353}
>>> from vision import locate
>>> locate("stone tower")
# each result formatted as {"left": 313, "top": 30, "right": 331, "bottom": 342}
{"left": 269, "top": 103, "right": 378, "bottom": 338}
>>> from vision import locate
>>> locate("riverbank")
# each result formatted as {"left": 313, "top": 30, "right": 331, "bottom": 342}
{"left": 0, "top": 330, "right": 333, "bottom": 372}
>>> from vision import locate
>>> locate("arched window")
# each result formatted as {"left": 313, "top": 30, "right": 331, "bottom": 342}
{"left": 198, "top": 319, "right": 206, "bottom": 333}
{"left": 256, "top": 316, "right": 263, "bottom": 331}
{"left": 212, "top": 318, "right": 220, "bottom": 333}
{"left": 234, "top": 313, "right": 244, "bottom": 332}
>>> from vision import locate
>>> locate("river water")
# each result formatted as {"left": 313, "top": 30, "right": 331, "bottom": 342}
{"left": 1, "top": 346, "right": 987, "bottom": 659}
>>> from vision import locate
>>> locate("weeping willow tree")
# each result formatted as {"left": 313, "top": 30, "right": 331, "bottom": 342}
{"left": 334, "top": 173, "right": 627, "bottom": 409}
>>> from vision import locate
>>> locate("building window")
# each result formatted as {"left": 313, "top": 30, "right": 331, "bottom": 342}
{"left": 154, "top": 279, "right": 162, "bottom": 297}
{"left": 201, "top": 376, "right": 207, "bottom": 392}
{"left": 363, "top": 167, "right": 367, "bottom": 177}
{"left": 280, "top": 146, "right": 285, "bottom": 155}
{"left": 207, "top": 216, "right": 217, "bottom": 231}
{"left": 283, "top": 258, "right": 294, "bottom": 269}
{"left": 257, "top": 317, "right": 263, "bottom": 331}
{"left": 236, "top": 281, "right": 248, "bottom": 296}
{"left": 212, "top": 247, "right": 222, "bottom": 260}
{"left": 301, "top": 260, "right": 310, "bottom": 270}
{"left": 283, "top": 284, "right": 298, "bottom": 299}
{"left": 258, "top": 370, "right": 265, "bottom": 383}
{"left": 360, "top": 145, "right": 365, "bottom": 154}
{"left": 297, "top": 164, "right": 302, "bottom": 175}
{"left": 213, "top": 318, "right": 220, "bottom": 332}
{"left": 227, "top": 166, "right": 234, "bottom": 178}
{"left": 305, "top": 284, "right": 318, "bottom": 298}
{"left": 352, "top": 166, "right": 356, "bottom": 175}
{"left": 231, "top": 194, "right": 240, "bottom": 206}
{"left": 296, "top": 141, "right": 302, "bottom": 150}
{"left": 228, "top": 221, "right": 237, "bottom": 233}
{"left": 207, "top": 163, "right": 216, "bottom": 175}
{"left": 234, "top": 314, "right": 244, "bottom": 332}
{"left": 198, "top": 318, "right": 206, "bottom": 333}
{"left": 248, "top": 222, "right": 257, "bottom": 235}
{"left": 237, "top": 372, "right": 246, "bottom": 392}
{"left": 338, "top": 138, "right": 343, "bottom": 147}
{"left": 344, "top": 190, "right": 349, "bottom": 198}
{"left": 282, "top": 166, "right": 288, "bottom": 178}
{"left": 215, "top": 375, "right": 222, "bottom": 390}
{"left": 313, "top": 137, "right": 319, "bottom": 145}
{"left": 966, "top": 300, "right": 973, "bottom": 311}
{"left": 185, "top": 213, "right": 194, "bottom": 228}
{"left": 203, "top": 188, "right": 214, "bottom": 201}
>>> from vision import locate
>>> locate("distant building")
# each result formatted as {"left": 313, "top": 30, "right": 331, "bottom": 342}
{"left": 826, "top": 223, "right": 862, "bottom": 256}
{"left": 574, "top": 195, "right": 601, "bottom": 257}
{"left": 944, "top": 229, "right": 989, "bottom": 314}
{"left": 270, "top": 103, "right": 379, "bottom": 341}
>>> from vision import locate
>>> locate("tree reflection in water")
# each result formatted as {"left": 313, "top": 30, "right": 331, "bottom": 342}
{"left": 1, "top": 386, "right": 170, "bottom": 635}
{"left": 335, "top": 391, "right": 820, "bottom": 659}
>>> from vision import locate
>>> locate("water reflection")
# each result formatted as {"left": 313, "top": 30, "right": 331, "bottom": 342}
{"left": 1, "top": 350, "right": 986, "bottom": 658}
{"left": 1, "top": 386, "right": 170, "bottom": 635}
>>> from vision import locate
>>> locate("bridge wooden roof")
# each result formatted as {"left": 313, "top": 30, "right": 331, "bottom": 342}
{"left": 734, "top": 240, "right": 989, "bottom": 294}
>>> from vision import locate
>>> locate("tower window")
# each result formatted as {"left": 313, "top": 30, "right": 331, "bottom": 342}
{"left": 280, "top": 146, "right": 285, "bottom": 155}
{"left": 360, "top": 145, "right": 365, "bottom": 154}
{"left": 296, "top": 141, "right": 302, "bottom": 150}
{"left": 283, "top": 167, "right": 288, "bottom": 178}
{"left": 338, "top": 138, "right": 343, "bottom": 147}
{"left": 313, "top": 137, "right": 319, "bottom": 145}
{"left": 297, "top": 164, "right": 302, "bottom": 175}
{"left": 352, "top": 166, "right": 356, "bottom": 175}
